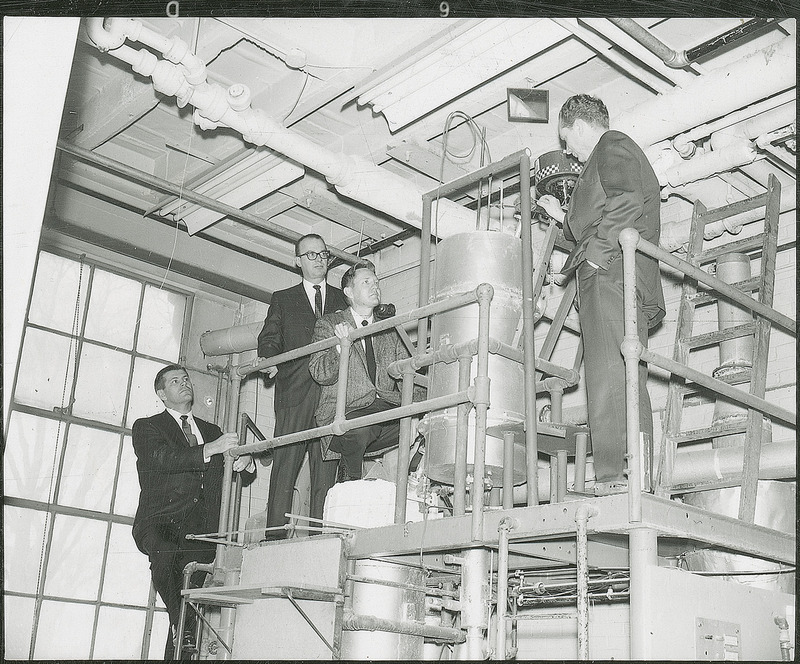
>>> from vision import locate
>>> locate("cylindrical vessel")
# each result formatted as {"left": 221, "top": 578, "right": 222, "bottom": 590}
{"left": 681, "top": 480, "right": 795, "bottom": 592}
{"left": 341, "top": 560, "right": 425, "bottom": 660}
{"left": 711, "top": 252, "right": 771, "bottom": 448}
{"left": 426, "top": 231, "right": 527, "bottom": 485}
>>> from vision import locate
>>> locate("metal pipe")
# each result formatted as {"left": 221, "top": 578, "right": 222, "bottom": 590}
{"left": 453, "top": 353, "right": 472, "bottom": 516}
{"left": 613, "top": 36, "right": 795, "bottom": 148}
{"left": 394, "top": 370, "right": 416, "bottom": 524}
{"left": 496, "top": 518, "right": 516, "bottom": 660}
{"left": 418, "top": 196, "right": 433, "bottom": 352}
{"left": 86, "top": 21, "right": 477, "bottom": 238}
{"left": 574, "top": 432, "right": 589, "bottom": 494}
{"left": 631, "top": 232, "right": 796, "bottom": 334}
{"left": 520, "top": 152, "right": 540, "bottom": 507}
{"left": 57, "top": 140, "right": 359, "bottom": 265}
{"left": 643, "top": 348, "right": 794, "bottom": 426}
{"left": 629, "top": 527, "right": 658, "bottom": 660}
{"left": 460, "top": 549, "right": 490, "bottom": 660}
{"left": 502, "top": 431, "right": 515, "bottom": 510}
{"left": 672, "top": 440, "right": 795, "bottom": 485}
{"left": 470, "top": 284, "right": 493, "bottom": 541}
{"left": 549, "top": 460, "right": 558, "bottom": 504}
{"left": 610, "top": 18, "right": 776, "bottom": 69}
{"left": 231, "top": 390, "right": 472, "bottom": 458}
{"left": 575, "top": 504, "right": 599, "bottom": 660}
{"left": 235, "top": 288, "right": 481, "bottom": 372}
{"left": 556, "top": 450, "right": 568, "bottom": 503}
{"left": 619, "top": 229, "right": 644, "bottom": 522}
{"left": 333, "top": 335, "right": 352, "bottom": 427}
{"left": 341, "top": 611, "right": 465, "bottom": 643}
{"left": 175, "top": 560, "right": 214, "bottom": 660}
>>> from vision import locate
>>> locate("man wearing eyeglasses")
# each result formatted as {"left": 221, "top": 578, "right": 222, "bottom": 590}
{"left": 257, "top": 234, "right": 348, "bottom": 539}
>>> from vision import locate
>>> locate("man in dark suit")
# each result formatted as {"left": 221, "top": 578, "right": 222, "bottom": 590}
{"left": 132, "top": 364, "right": 255, "bottom": 658}
{"left": 309, "top": 259, "right": 411, "bottom": 481}
{"left": 257, "top": 234, "right": 347, "bottom": 537}
{"left": 538, "top": 94, "right": 666, "bottom": 496}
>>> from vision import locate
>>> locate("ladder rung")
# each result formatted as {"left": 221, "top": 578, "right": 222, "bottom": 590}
{"left": 680, "top": 323, "right": 757, "bottom": 349}
{"left": 691, "top": 277, "right": 761, "bottom": 305}
{"left": 696, "top": 234, "right": 767, "bottom": 263}
{"left": 670, "top": 421, "right": 748, "bottom": 444}
{"left": 697, "top": 193, "right": 770, "bottom": 225}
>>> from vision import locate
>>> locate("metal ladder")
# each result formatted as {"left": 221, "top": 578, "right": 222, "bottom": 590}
{"left": 655, "top": 175, "right": 782, "bottom": 522}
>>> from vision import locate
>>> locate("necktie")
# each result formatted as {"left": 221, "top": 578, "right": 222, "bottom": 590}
{"left": 181, "top": 415, "right": 198, "bottom": 446}
{"left": 313, "top": 285, "right": 323, "bottom": 319}
{"left": 361, "top": 319, "right": 377, "bottom": 384}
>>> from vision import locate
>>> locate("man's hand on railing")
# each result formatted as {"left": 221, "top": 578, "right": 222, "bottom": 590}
{"left": 333, "top": 321, "right": 353, "bottom": 354}
{"left": 233, "top": 453, "right": 254, "bottom": 473}
{"left": 256, "top": 358, "right": 278, "bottom": 378}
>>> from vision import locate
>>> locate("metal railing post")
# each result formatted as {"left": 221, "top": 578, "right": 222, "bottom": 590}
{"left": 471, "top": 284, "right": 493, "bottom": 542}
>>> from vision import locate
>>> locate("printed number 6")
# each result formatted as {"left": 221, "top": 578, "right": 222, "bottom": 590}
{"left": 440, "top": 2, "right": 449, "bottom": 17}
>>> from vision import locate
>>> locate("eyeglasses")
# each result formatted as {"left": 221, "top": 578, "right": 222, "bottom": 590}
{"left": 298, "top": 250, "right": 331, "bottom": 261}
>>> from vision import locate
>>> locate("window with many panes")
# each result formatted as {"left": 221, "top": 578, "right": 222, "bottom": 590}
{"left": 4, "top": 250, "right": 190, "bottom": 659}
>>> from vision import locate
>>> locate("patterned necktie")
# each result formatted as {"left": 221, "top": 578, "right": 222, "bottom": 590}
{"left": 361, "top": 319, "right": 377, "bottom": 384}
{"left": 313, "top": 284, "right": 323, "bottom": 319}
{"left": 181, "top": 415, "right": 198, "bottom": 446}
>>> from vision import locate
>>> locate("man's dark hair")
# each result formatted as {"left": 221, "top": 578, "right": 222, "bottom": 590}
{"left": 295, "top": 233, "right": 326, "bottom": 257}
{"left": 341, "top": 259, "right": 377, "bottom": 300}
{"left": 154, "top": 364, "right": 187, "bottom": 392}
{"left": 559, "top": 94, "right": 609, "bottom": 131}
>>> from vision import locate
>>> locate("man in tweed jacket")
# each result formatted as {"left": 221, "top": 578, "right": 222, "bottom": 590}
{"left": 308, "top": 259, "right": 410, "bottom": 481}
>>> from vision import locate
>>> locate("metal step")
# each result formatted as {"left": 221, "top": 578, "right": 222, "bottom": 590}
{"left": 669, "top": 421, "right": 748, "bottom": 444}
{"left": 697, "top": 192, "right": 769, "bottom": 225}
{"left": 691, "top": 276, "right": 761, "bottom": 305}
{"left": 696, "top": 234, "right": 767, "bottom": 264}
{"left": 680, "top": 322, "right": 757, "bottom": 350}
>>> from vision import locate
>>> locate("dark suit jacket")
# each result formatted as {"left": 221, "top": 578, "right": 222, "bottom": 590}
{"left": 257, "top": 282, "right": 347, "bottom": 415}
{"left": 131, "top": 410, "right": 253, "bottom": 555}
{"left": 308, "top": 309, "right": 411, "bottom": 460}
{"left": 561, "top": 130, "right": 666, "bottom": 327}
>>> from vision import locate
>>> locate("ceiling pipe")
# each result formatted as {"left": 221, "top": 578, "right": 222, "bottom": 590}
{"left": 609, "top": 18, "right": 777, "bottom": 69}
{"left": 579, "top": 18, "right": 698, "bottom": 87}
{"left": 83, "top": 18, "right": 476, "bottom": 239}
{"left": 663, "top": 140, "right": 760, "bottom": 187}
{"left": 670, "top": 92, "right": 795, "bottom": 158}
{"left": 612, "top": 36, "right": 795, "bottom": 148}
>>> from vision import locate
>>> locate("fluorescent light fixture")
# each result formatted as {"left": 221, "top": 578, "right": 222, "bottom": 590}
{"left": 354, "top": 19, "right": 570, "bottom": 132}
{"left": 507, "top": 88, "right": 549, "bottom": 123}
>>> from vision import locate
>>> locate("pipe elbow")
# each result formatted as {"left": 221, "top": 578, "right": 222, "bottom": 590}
{"left": 85, "top": 17, "right": 128, "bottom": 52}
{"left": 664, "top": 50, "right": 691, "bottom": 68}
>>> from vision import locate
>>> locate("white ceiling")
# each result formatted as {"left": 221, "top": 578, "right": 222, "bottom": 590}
{"left": 49, "top": 17, "right": 796, "bottom": 300}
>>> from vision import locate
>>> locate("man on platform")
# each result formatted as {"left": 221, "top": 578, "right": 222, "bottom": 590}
{"left": 537, "top": 94, "right": 665, "bottom": 496}
{"left": 132, "top": 365, "right": 255, "bottom": 658}
{"left": 257, "top": 233, "right": 347, "bottom": 537}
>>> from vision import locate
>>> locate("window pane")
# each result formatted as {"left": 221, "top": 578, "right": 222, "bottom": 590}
{"left": 94, "top": 606, "right": 146, "bottom": 659}
{"left": 15, "top": 327, "right": 77, "bottom": 410}
{"left": 58, "top": 425, "right": 120, "bottom": 512}
{"left": 4, "top": 412, "right": 65, "bottom": 502}
{"left": 4, "top": 505, "right": 48, "bottom": 594}
{"left": 137, "top": 285, "right": 185, "bottom": 360}
{"left": 127, "top": 356, "right": 169, "bottom": 426}
{"left": 102, "top": 523, "right": 151, "bottom": 607}
{"left": 149, "top": 610, "right": 171, "bottom": 659}
{"left": 44, "top": 514, "right": 106, "bottom": 601}
{"left": 72, "top": 342, "right": 130, "bottom": 425}
{"left": 84, "top": 269, "right": 141, "bottom": 350}
{"left": 114, "top": 435, "right": 140, "bottom": 517}
{"left": 34, "top": 600, "right": 95, "bottom": 659}
{"left": 28, "top": 252, "right": 89, "bottom": 334}
{"left": 4, "top": 595, "right": 35, "bottom": 659}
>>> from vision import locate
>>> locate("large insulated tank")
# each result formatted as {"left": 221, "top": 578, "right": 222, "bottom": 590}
{"left": 681, "top": 480, "right": 795, "bottom": 593}
{"left": 424, "top": 230, "right": 527, "bottom": 485}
